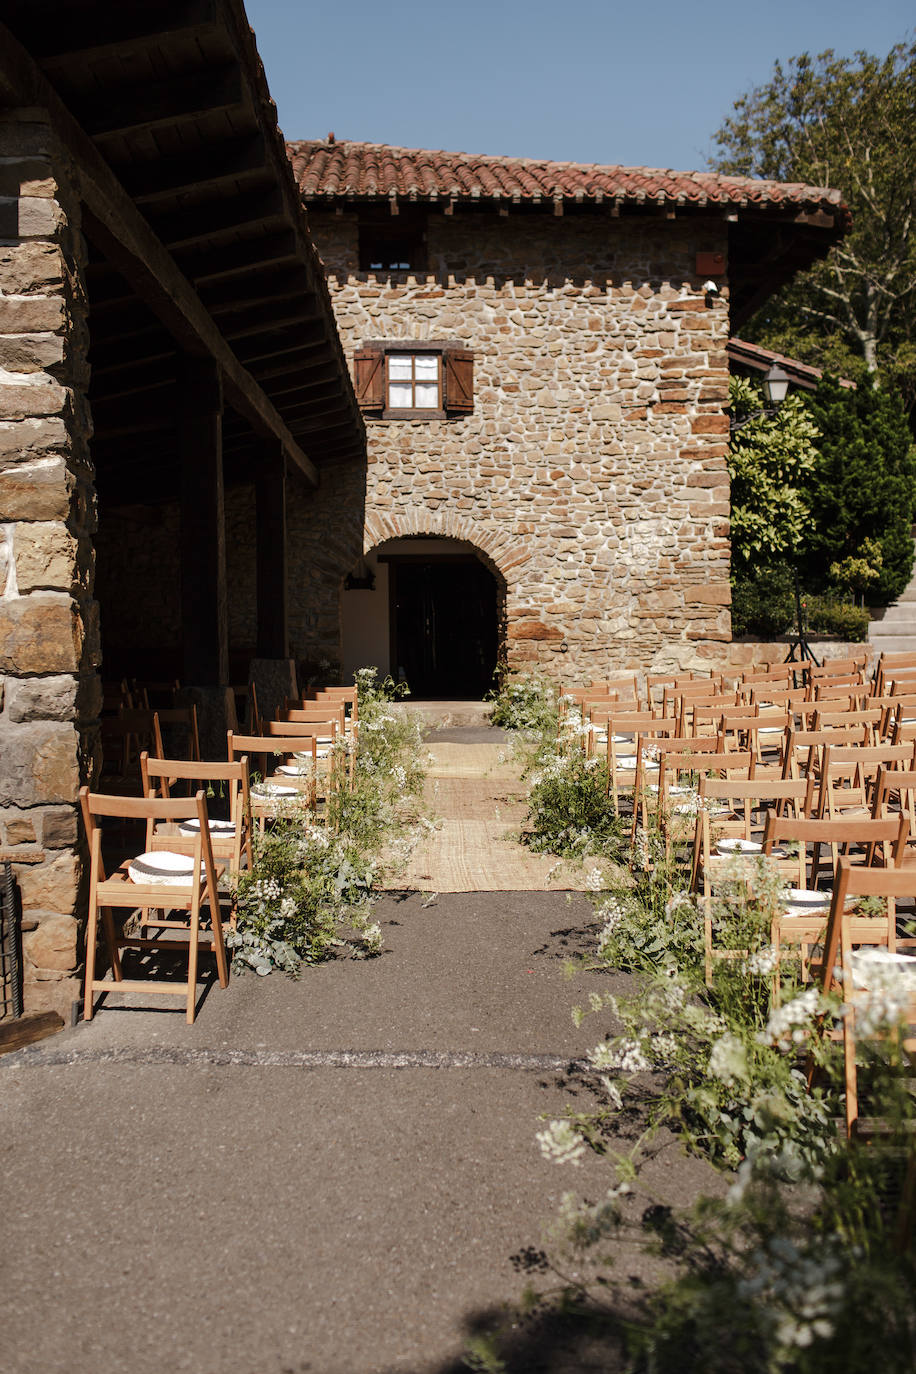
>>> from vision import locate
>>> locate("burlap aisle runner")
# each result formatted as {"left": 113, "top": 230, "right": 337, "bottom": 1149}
{"left": 390, "top": 742, "right": 574, "bottom": 893}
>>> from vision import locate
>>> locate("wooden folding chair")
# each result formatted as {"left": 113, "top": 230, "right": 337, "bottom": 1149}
{"left": 810, "top": 858, "right": 916, "bottom": 1138}
{"left": 79, "top": 787, "right": 228, "bottom": 1023}
{"left": 630, "top": 734, "right": 727, "bottom": 841}
{"left": 693, "top": 775, "right": 810, "bottom": 981}
{"left": 228, "top": 731, "right": 319, "bottom": 819}
{"left": 154, "top": 705, "right": 201, "bottom": 764}
{"left": 99, "top": 708, "right": 162, "bottom": 792}
{"left": 874, "top": 650, "right": 916, "bottom": 697}
{"left": 605, "top": 713, "right": 674, "bottom": 806}
{"left": 761, "top": 812, "right": 910, "bottom": 984}
{"left": 140, "top": 753, "right": 253, "bottom": 880}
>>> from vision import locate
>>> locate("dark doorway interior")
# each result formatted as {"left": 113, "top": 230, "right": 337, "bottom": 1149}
{"left": 388, "top": 556, "right": 499, "bottom": 698}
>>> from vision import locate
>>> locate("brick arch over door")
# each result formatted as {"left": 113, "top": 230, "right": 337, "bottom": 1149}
{"left": 362, "top": 513, "right": 533, "bottom": 588}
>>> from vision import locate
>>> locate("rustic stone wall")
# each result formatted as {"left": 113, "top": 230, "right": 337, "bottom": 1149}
{"left": 0, "top": 109, "right": 99, "bottom": 1018}
{"left": 293, "top": 209, "right": 732, "bottom": 682}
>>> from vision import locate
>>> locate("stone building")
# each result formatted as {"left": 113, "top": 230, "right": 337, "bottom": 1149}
{"left": 282, "top": 140, "right": 846, "bottom": 693}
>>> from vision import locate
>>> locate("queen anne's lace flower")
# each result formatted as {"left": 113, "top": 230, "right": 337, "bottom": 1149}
{"left": 536, "top": 1119, "right": 587, "bottom": 1166}
{"left": 758, "top": 987, "right": 821, "bottom": 1050}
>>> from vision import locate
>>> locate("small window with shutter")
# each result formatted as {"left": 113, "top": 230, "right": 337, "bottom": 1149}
{"left": 354, "top": 342, "right": 473, "bottom": 419}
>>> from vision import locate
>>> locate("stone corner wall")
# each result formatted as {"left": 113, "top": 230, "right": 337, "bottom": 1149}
{"left": 0, "top": 108, "right": 99, "bottom": 1020}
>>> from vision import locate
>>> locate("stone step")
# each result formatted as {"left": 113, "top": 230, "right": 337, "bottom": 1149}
{"left": 870, "top": 604, "right": 916, "bottom": 628}
{"left": 867, "top": 633, "right": 916, "bottom": 654}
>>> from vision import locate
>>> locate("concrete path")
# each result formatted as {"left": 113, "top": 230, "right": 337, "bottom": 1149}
{"left": 0, "top": 730, "right": 714, "bottom": 1374}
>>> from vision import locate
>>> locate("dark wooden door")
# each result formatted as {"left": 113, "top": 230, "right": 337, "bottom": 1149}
{"left": 391, "top": 558, "right": 498, "bottom": 698}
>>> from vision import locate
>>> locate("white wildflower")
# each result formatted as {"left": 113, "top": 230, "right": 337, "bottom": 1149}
{"left": 585, "top": 866, "right": 604, "bottom": 892}
{"left": 743, "top": 944, "right": 779, "bottom": 976}
{"left": 758, "top": 987, "right": 821, "bottom": 1050}
{"left": 708, "top": 1031, "right": 749, "bottom": 1086}
{"left": 536, "top": 1119, "right": 587, "bottom": 1166}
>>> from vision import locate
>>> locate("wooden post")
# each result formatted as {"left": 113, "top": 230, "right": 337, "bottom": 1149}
{"left": 255, "top": 441, "right": 289, "bottom": 658}
{"left": 180, "top": 356, "right": 228, "bottom": 685}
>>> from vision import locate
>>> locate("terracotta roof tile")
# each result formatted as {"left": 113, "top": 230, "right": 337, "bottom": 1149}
{"left": 288, "top": 139, "right": 845, "bottom": 215}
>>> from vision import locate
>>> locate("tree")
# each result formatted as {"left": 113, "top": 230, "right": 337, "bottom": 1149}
{"left": 712, "top": 41, "right": 916, "bottom": 393}
{"left": 727, "top": 376, "right": 818, "bottom": 568}
{"left": 799, "top": 374, "right": 916, "bottom": 604}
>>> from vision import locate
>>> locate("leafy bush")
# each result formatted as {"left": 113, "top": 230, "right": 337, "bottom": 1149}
{"left": 228, "top": 666, "right": 428, "bottom": 975}
{"left": 730, "top": 565, "right": 795, "bottom": 636}
{"left": 227, "top": 817, "right": 377, "bottom": 974}
{"left": 804, "top": 593, "right": 870, "bottom": 641}
{"left": 731, "top": 568, "right": 870, "bottom": 640}
{"left": 486, "top": 671, "right": 558, "bottom": 736}
{"left": 524, "top": 751, "right": 624, "bottom": 860}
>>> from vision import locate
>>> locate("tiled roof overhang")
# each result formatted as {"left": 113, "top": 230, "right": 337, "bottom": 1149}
{"left": 727, "top": 338, "right": 856, "bottom": 391}
{"left": 290, "top": 139, "right": 849, "bottom": 330}
{"left": 0, "top": 2, "right": 366, "bottom": 496}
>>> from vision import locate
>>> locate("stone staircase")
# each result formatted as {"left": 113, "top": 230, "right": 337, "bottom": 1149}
{"left": 868, "top": 534, "right": 916, "bottom": 655}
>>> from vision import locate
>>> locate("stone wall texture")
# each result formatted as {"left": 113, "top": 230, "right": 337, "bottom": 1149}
{"left": 0, "top": 109, "right": 98, "bottom": 1018}
{"left": 290, "top": 209, "right": 733, "bottom": 680}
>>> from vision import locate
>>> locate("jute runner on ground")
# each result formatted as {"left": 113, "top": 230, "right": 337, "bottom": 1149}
{"left": 389, "top": 741, "right": 576, "bottom": 893}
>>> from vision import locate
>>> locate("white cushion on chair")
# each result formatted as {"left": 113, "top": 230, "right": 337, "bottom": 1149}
{"left": 178, "top": 818, "right": 236, "bottom": 836}
{"left": 128, "top": 851, "right": 204, "bottom": 885}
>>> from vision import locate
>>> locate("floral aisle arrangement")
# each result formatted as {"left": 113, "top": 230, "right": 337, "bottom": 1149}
{"left": 480, "top": 729, "right": 916, "bottom": 1373}
{"left": 227, "top": 667, "right": 428, "bottom": 975}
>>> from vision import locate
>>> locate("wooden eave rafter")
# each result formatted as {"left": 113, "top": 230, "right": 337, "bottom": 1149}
{"left": 0, "top": 2, "right": 367, "bottom": 480}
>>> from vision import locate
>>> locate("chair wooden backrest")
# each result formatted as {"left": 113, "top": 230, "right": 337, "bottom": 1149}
{"left": 228, "top": 729, "right": 317, "bottom": 771}
{"left": 140, "top": 752, "right": 252, "bottom": 877}
{"left": 812, "top": 857, "right": 916, "bottom": 1137}
{"left": 812, "top": 706, "right": 881, "bottom": 741}
{"left": 781, "top": 724, "right": 870, "bottom": 779}
{"left": 79, "top": 785, "right": 227, "bottom": 1023}
{"left": 874, "top": 650, "right": 916, "bottom": 696}
{"left": 308, "top": 685, "right": 359, "bottom": 723}
{"left": 762, "top": 810, "right": 909, "bottom": 894}
{"left": 154, "top": 705, "right": 201, "bottom": 763}
{"left": 282, "top": 705, "right": 345, "bottom": 734}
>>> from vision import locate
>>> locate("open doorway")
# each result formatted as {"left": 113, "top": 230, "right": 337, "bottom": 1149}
{"left": 388, "top": 555, "right": 499, "bottom": 698}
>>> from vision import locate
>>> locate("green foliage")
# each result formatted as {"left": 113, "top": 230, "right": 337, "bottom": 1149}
{"left": 799, "top": 374, "right": 916, "bottom": 602}
{"left": 486, "top": 670, "right": 558, "bottom": 737}
{"left": 227, "top": 818, "right": 373, "bottom": 974}
{"left": 803, "top": 592, "right": 871, "bottom": 641}
{"left": 730, "top": 564, "right": 795, "bottom": 637}
{"left": 712, "top": 41, "right": 916, "bottom": 400}
{"left": 727, "top": 377, "right": 818, "bottom": 566}
{"left": 829, "top": 536, "right": 883, "bottom": 602}
{"left": 228, "top": 667, "right": 429, "bottom": 974}
{"left": 524, "top": 751, "right": 624, "bottom": 861}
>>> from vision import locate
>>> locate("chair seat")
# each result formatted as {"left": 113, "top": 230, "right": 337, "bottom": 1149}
{"left": 178, "top": 818, "right": 237, "bottom": 837}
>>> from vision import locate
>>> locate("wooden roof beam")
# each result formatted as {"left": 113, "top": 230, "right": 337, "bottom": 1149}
{"left": 82, "top": 64, "right": 245, "bottom": 142}
{"left": 178, "top": 230, "right": 300, "bottom": 286}
{"left": 0, "top": 19, "right": 321, "bottom": 486}
{"left": 18, "top": 0, "right": 220, "bottom": 67}
{"left": 125, "top": 136, "right": 271, "bottom": 206}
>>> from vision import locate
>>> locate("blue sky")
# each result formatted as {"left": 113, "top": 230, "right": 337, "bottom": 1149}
{"left": 245, "top": 0, "right": 912, "bottom": 171}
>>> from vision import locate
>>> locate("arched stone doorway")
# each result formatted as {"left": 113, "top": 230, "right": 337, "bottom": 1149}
{"left": 341, "top": 537, "right": 505, "bottom": 698}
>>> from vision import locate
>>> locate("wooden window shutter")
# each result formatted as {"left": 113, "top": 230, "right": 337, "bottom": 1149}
{"left": 353, "top": 347, "right": 384, "bottom": 410}
{"left": 443, "top": 348, "right": 474, "bottom": 414}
